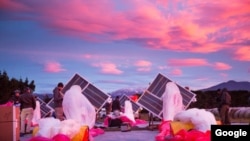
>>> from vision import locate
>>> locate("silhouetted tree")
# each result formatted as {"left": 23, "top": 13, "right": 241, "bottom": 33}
{"left": 0, "top": 70, "right": 36, "bottom": 104}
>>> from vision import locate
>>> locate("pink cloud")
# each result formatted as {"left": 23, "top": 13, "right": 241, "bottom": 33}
{"left": 2, "top": 0, "right": 250, "bottom": 55}
{"left": 213, "top": 62, "right": 232, "bottom": 70}
{"left": 167, "top": 58, "right": 209, "bottom": 67}
{"left": 93, "top": 62, "right": 123, "bottom": 75}
{"left": 44, "top": 62, "right": 66, "bottom": 73}
{"left": 170, "top": 68, "right": 182, "bottom": 76}
{"left": 233, "top": 47, "right": 250, "bottom": 61}
{"left": 134, "top": 60, "right": 152, "bottom": 72}
{"left": 134, "top": 60, "right": 152, "bottom": 67}
{"left": 158, "top": 66, "right": 168, "bottom": 70}
{"left": 136, "top": 67, "right": 151, "bottom": 72}
{"left": 0, "top": 0, "right": 29, "bottom": 11}
{"left": 82, "top": 54, "right": 93, "bottom": 59}
{"left": 195, "top": 77, "right": 209, "bottom": 81}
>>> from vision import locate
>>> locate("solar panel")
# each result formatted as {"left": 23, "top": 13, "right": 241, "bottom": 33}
{"left": 82, "top": 83, "right": 110, "bottom": 111}
{"left": 119, "top": 94, "right": 141, "bottom": 112}
{"left": 61, "top": 73, "right": 110, "bottom": 112}
{"left": 62, "top": 73, "right": 88, "bottom": 93}
{"left": 147, "top": 73, "right": 170, "bottom": 97}
{"left": 47, "top": 98, "right": 55, "bottom": 109}
{"left": 137, "top": 73, "right": 196, "bottom": 119}
{"left": 36, "top": 97, "right": 53, "bottom": 118}
{"left": 137, "top": 92, "right": 163, "bottom": 118}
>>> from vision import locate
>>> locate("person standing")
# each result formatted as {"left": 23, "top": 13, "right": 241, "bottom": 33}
{"left": 105, "top": 98, "right": 112, "bottom": 116}
{"left": 216, "top": 89, "right": 222, "bottom": 113}
{"left": 12, "top": 89, "right": 21, "bottom": 106}
{"left": 112, "top": 96, "right": 121, "bottom": 112}
{"left": 19, "top": 87, "right": 36, "bottom": 136}
{"left": 218, "top": 88, "right": 231, "bottom": 125}
{"left": 53, "top": 82, "right": 65, "bottom": 121}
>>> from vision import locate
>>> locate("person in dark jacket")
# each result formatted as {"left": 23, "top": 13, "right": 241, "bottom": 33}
{"left": 19, "top": 87, "right": 36, "bottom": 136}
{"left": 218, "top": 88, "right": 231, "bottom": 125}
{"left": 216, "top": 89, "right": 222, "bottom": 112}
{"left": 53, "top": 82, "right": 65, "bottom": 121}
{"left": 12, "top": 89, "right": 21, "bottom": 106}
{"left": 112, "top": 96, "right": 121, "bottom": 112}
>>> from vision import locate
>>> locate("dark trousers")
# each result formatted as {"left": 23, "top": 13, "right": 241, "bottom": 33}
{"left": 219, "top": 105, "right": 230, "bottom": 125}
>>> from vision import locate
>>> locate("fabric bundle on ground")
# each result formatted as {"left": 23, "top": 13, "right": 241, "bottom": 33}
{"left": 32, "top": 100, "right": 41, "bottom": 126}
{"left": 30, "top": 118, "right": 90, "bottom": 141}
{"left": 174, "top": 108, "right": 217, "bottom": 132}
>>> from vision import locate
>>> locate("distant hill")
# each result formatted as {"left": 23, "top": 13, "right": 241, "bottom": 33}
{"left": 200, "top": 80, "right": 250, "bottom": 91}
{"left": 110, "top": 80, "right": 250, "bottom": 97}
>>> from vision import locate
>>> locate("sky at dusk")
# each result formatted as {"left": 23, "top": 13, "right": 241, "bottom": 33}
{"left": 0, "top": 0, "right": 250, "bottom": 94}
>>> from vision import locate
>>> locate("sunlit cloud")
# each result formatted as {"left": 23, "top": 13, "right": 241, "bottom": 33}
{"left": 167, "top": 58, "right": 209, "bottom": 67}
{"left": 2, "top": 0, "right": 249, "bottom": 55}
{"left": 170, "top": 68, "right": 182, "bottom": 76}
{"left": 158, "top": 66, "right": 168, "bottom": 70}
{"left": 136, "top": 67, "right": 151, "bottom": 72}
{"left": 93, "top": 62, "right": 123, "bottom": 75}
{"left": 213, "top": 62, "right": 232, "bottom": 70}
{"left": 44, "top": 61, "right": 66, "bottom": 73}
{"left": 195, "top": 77, "right": 209, "bottom": 81}
{"left": 82, "top": 54, "right": 93, "bottom": 59}
{"left": 233, "top": 47, "right": 250, "bottom": 61}
{"left": 94, "top": 79, "right": 129, "bottom": 85}
{"left": 1, "top": 0, "right": 250, "bottom": 93}
{"left": 134, "top": 60, "right": 152, "bottom": 72}
{"left": 134, "top": 60, "right": 152, "bottom": 67}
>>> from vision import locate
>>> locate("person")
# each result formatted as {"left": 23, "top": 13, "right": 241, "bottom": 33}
{"left": 53, "top": 82, "right": 65, "bottom": 121}
{"left": 112, "top": 96, "right": 121, "bottom": 112}
{"left": 217, "top": 88, "right": 231, "bottom": 125}
{"left": 12, "top": 89, "right": 21, "bottom": 106}
{"left": 216, "top": 89, "right": 222, "bottom": 113}
{"left": 105, "top": 98, "right": 112, "bottom": 116}
{"left": 19, "top": 87, "right": 36, "bottom": 136}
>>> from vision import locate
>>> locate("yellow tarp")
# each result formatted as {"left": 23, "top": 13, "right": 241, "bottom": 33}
{"left": 170, "top": 121, "right": 194, "bottom": 135}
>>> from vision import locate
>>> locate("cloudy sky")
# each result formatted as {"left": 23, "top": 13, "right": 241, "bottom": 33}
{"left": 0, "top": 0, "right": 249, "bottom": 94}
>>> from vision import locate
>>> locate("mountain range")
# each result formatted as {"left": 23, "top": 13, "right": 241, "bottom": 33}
{"left": 200, "top": 80, "right": 250, "bottom": 91}
{"left": 35, "top": 80, "right": 250, "bottom": 99}
{"left": 109, "top": 80, "right": 250, "bottom": 97}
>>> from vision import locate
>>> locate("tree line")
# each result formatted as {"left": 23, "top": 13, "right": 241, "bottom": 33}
{"left": 189, "top": 90, "right": 250, "bottom": 109}
{"left": 0, "top": 70, "right": 35, "bottom": 104}
{"left": 1, "top": 70, "right": 250, "bottom": 107}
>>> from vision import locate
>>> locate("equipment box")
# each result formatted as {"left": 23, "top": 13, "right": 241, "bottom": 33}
{"left": 0, "top": 106, "right": 20, "bottom": 141}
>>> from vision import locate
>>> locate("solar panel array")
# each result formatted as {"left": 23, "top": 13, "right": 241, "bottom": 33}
{"left": 61, "top": 73, "right": 110, "bottom": 112}
{"left": 36, "top": 97, "right": 53, "bottom": 118}
{"left": 119, "top": 94, "right": 141, "bottom": 112}
{"left": 47, "top": 98, "right": 55, "bottom": 110}
{"left": 137, "top": 73, "right": 196, "bottom": 119}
